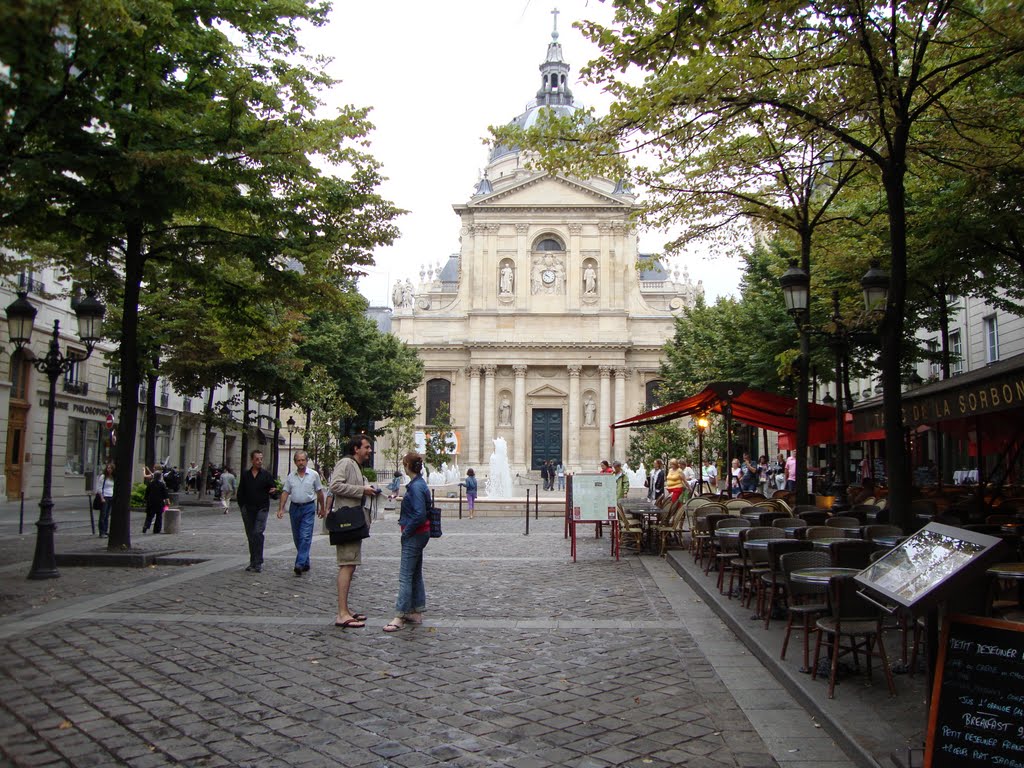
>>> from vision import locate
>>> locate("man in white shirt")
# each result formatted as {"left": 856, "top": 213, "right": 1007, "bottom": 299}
{"left": 702, "top": 458, "right": 718, "bottom": 491}
{"left": 277, "top": 451, "right": 326, "bottom": 576}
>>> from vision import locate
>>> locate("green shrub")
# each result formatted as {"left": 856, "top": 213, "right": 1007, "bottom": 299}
{"left": 131, "top": 483, "right": 147, "bottom": 507}
{"left": 361, "top": 467, "right": 377, "bottom": 482}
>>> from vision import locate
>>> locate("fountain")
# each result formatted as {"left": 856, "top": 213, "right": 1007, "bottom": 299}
{"left": 625, "top": 462, "right": 647, "bottom": 488}
{"left": 484, "top": 437, "right": 513, "bottom": 497}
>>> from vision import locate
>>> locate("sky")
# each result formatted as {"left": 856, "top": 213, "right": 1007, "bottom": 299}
{"left": 302, "top": 1, "right": 744, "bottom": 308}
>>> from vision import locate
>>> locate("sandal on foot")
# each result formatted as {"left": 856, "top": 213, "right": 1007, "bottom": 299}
{"left": 382, "top": 621, "right": 404, "bottom": 633}
{"left": 350, "top": 613, "right": 367, "bottom": 622}
{"left": 334, "top": 618, "right": 365, "bottom": 629}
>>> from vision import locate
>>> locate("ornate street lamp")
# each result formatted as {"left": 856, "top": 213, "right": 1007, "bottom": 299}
{"left": 779, "top": 261, "right": 812, "bottom": 504}
{"left": 695, "top": 415, "right": 709, "bottom": 495}
{"left": 286, "top": 415, "right": 296, "bottom": 463}
{"left": 219, "top": 401, "right": 232, "bottom": 468}
{"left": 6, "top": 290, "right": 105, "bottom": 579}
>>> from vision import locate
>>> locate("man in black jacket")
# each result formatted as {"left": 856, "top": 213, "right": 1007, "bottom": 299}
{"left": 236, "top": 450, "right": 277, "bottom": 572}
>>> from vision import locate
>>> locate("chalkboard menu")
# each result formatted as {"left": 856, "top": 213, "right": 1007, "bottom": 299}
{"left": 925, "top": 614, "right": 1024, "bottom": 767}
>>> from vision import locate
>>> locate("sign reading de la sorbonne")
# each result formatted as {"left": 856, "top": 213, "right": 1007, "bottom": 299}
{"left": 853, "top": 372, "right": 1024, "bottom": 432}
{"left": 39, "top": 398, "right": 111, "bottom": 418}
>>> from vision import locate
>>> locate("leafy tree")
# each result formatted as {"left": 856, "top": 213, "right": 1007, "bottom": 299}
{"left": 496, "top": 1, "right": 1024, "bottom": 528}
{"left": 381, "top": 393, "right": 418, "bottom": 475}
{"left": 1, "top": 1, "right": 400, "bottom": 549}
{"left": 424, "top": 402, "right": 454, "bottom": 475}
{"left": 303, "top": 365, "right": 354, "bottom": 477}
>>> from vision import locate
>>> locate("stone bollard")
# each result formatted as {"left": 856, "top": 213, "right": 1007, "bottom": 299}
{"left": 163, "top": 508, "right": 182, "bottom": 534}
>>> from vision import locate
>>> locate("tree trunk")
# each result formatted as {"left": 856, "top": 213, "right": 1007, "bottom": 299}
{"left": 197, "top": 388, "right": 215, "bottom": 496}
{"left": 795, "top": 229, "right": 812, "bottom": 506}
{"left": 108, "top": 223, "right": 145, "bottom": 550}
{"left": 882, "top": 161, "right": 911, "bottom": 532}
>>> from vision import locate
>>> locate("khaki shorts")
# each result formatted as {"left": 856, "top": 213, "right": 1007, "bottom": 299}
{"left": 335, "top": 540, "right": 362, "bottom": 566}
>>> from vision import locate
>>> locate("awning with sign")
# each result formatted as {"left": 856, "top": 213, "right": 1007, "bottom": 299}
{"left": 612, "top": 381, "right": 838, "bottom": 443}
{"left": 851, "top": 352, "right": 1024, "bottom": 434}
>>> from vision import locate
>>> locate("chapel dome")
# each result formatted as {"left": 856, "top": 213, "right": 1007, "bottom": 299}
{"left": 488, "top": 18, "right": 583, "bottom": 164}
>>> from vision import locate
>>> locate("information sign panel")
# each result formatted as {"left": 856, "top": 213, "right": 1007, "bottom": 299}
{"left": 570, "top": 473, "right": 617, "bottom": 522}
{"left": 925, "top": 614, "right": 1024, "bottom": 767}
{"left": 855, "top": 523, "right": 1003, "bottom": 612}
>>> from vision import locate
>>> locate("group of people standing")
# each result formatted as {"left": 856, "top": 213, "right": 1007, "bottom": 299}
{"left": 539, "top": 460, "right": 565, "bottom": 491}
{"left": 229, "top": 435, "right": 433, "bottom": 635}
{"left": 647, "top": 457, "right": 719, "bottom": 504}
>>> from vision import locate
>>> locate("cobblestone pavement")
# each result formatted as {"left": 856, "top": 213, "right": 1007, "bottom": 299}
{"left": 0, "top": 500, "right": 855, "bottom": 768}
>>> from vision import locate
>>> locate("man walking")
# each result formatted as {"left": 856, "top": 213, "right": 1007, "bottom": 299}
{"left": 219, "top": 465, "right": 236, "bottom": 514}
{"left": 236, "top": 450, "right": 277, "bottom": 573}
{"left": 277, "top": 451, "right": 325, "bottom": 576}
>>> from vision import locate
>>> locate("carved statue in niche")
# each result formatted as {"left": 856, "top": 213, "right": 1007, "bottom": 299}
{"left": 498, "top": 394, "right": 512, "bottom": 426}
{"left": 584, "top": 395, "right": 596, "bottom": 426}
{"left": 531, "top": 254, "right": 566, "bottom": 295}
{"left": 499, "top": 263, "right": 514, "bottom": 295}
{"left": 583, "top": 264, "right": 597, "bottom": 295}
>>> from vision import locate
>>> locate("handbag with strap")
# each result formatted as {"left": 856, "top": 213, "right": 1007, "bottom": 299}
{"left": 93, "top": 493, "right": 103, "bottom": 511}
{"left": 428, "top": 506, "right": 442, "bottom": 538}
{"left": 326, "top": 505, "right": 370, "bottom": 544}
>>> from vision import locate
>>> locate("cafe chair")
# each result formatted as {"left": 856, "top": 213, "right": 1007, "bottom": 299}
{"left": 804, "top": 526, "right": 839, "bottom": 540}
{"left": 711, "top": 517, "right": 751, "bottom": 582}
{"left": 759, "top": 539, "right": 813, "bottom": 629}
{"left": 653, "top": 504, "right": 689, "bottom": 557}
{"left": 772, "top": 518, "right": 808, "bottom": 536}
{"left": 825, "top": 516, "right": 861, "bottom": 531}
{"left": 693, "top": 512, "right": 729, "bottom": 566}
{"left": 793, "top": 504, "right": 822, "bottom": 516}
{"left": 779, "top": 550, "right": 831, "bottom": 671}
{"left": 827, "top": 540, "right": 877, "bottom": 569}
{"left": 812, "top": 574, "right": 897, "bottom": 699}
{"left": 798, "top": 510, "right": 830, "bottom": 526}
{"left": 615, "top": 506, "right": 645, "bottom": 554}
{"left": 726, "top": 527, "right": 776, "bottom": 601}
{"left": 725, "top": 498, "right": 753, "bottom": 512}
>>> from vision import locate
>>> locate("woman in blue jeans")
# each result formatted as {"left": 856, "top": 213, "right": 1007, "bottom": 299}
{"left": 384, "top": 452, "right": 431, "bottom": 633}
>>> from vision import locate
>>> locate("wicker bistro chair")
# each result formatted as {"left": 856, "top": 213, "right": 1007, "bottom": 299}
{"left": 772, "top": 518, "right": 809, "bottom": 536}
{"left": 779, "top": 550, "right": 832, "bottom": 671}
{"left": 827, "top": 539, "right": 877, "bottom": 569}
{"left": 825, "top": 516, "right": 863, "bottom": 533}
{"left": 726, "top": 527, "right": 776, "bottom": 601}
{"left": 710, "top": 517, "right": 752, "bottom": 583}
{"left": 812, "top": 574, "right": 898, "bottom": 699}
{"left": 758, "top": 539, "right": 813, "bottom": 628}
{"left": 804, "top": 525, "right": 841, "bottom": 540}
{"left": 652, "top": 504, "right": 689, "bottom": 557}
{"left": 615, "top": 506, "right": 645, "bottom": 553}
{"left": 754, "top": 508, "right": 793, "bottom": 527}
{"left": 725, "top": 498, "right": 754, "bottom": 512}
{"left": 797, "top": 510, "right": 830, "bottom": 526}
{"left": 793, "top": 504, "right": 823, "bottom": 516}
{"left": 693, "top": 512, "right": 729, "bottom": 566}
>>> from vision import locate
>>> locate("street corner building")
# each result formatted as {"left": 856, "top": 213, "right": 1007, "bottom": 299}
{"left": 389, "top": 26, "right": 701, "bottom": 475}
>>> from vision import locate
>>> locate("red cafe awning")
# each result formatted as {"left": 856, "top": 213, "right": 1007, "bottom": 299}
{"left": 613, "top": 381, "right": 838, "bottom": 443}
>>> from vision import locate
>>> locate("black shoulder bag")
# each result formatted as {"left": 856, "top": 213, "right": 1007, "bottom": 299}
{"left": 325, "top": 504, "right": 369, "bottom": 544}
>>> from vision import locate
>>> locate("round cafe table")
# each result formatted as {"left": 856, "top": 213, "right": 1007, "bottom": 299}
{"left": 808, "top": 538, "right": 849, "bottom": 551}
{"left": 789, "top": 566, "right": 861, "bottom": 585}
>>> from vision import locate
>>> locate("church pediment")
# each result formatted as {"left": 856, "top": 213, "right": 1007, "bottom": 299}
{"left": 528, "top": 384, "right": 567, "bottom": 398}
{"left": 467, "top": 174, "right": 628, "bottom": 208}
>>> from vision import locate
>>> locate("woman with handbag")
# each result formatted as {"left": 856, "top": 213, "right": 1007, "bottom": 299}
{"left": 142, "top": 471, "right": 169, "bottom": 534}
{"left": 326, "top": 435, "right": 379, "bottom": 629}
{"left": 94, "top": 462, "right": 115, "bottom": 537}
{"left": 383, "top": 452, "right": 431, "bottom": 633}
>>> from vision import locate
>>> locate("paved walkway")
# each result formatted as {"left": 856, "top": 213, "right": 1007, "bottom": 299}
{"left": 0, "top": 499, "right": 858, "bottom": 767}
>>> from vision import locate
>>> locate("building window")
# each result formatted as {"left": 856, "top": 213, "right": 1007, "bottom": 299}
{"left": 425, "top": 378, "right": 451, "bottom": 424}
{"left": 534, "top": 237, "right": 564, "bottom": 251}
{"left": 927, "top": 339, "right": 940, "bottom": 380}
{"left": 984, "top": 315, "right": 999, "bottom": 363}
{"left": 63, "top": 353, "right": 87, "bottom": 395}
{"left": 950, "top": 330, "right": 963, "bottom": 375}
{"left": 645, "top": 380, "right": 663, "bottom": 410}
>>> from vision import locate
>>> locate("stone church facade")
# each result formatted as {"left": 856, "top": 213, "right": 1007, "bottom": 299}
{"left": 389, "top": 27, "right": 698, "bottom": 475}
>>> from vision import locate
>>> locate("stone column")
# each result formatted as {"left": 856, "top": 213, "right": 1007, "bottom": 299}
{"left": 467, "top": 365, "right": 481, "bottom": 464}
{"left": 614, "top": 367, "right": 629, "bottom": 462}
{"left": 513, "top": 364, "right": 527, "bottom": 468}
{"left": 515, "top": 224, "right": 529, "bottom": 311}
{"left": 568, "top": 365, "right": 581, "bottom": 468}
{"left": 482, "top": 365, "right": 496, "bottom": 461}
{"left": 599, "top": 365, "right": 612, "bottom": 461}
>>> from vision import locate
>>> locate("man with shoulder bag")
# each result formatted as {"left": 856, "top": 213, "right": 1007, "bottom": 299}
{"left": 325, "top": 435, "right": 380, "bottom": 629}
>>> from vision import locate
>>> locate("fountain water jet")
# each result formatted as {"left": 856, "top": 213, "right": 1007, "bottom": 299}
{"left": 484, "top": 437, "right": 513, "bottom": 497}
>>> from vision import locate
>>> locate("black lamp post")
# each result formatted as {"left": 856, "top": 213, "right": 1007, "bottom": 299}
{"left": 5, "top": 290, "right": 105, "bottom": 580}
{"left": 220, "top": 401, "right": 232, "bottom": 468}
{"left": 286, "top": 415, "right": 295, "bottom": 463}
{"left": 780, "top": 261, "right": 812, "bottom": 504}
{"left": 778, "top": 262, "right": 889, "bottom": 512}
{"left": 695, "top": 415, "right": 709, "bottom": 495}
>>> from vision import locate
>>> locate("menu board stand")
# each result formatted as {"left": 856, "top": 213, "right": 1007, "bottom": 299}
{"left": 567, "top": 473, "right": 618, "bottom": 562}
{"left": 924, "top": 614, "right": 1024, "bottom": 768}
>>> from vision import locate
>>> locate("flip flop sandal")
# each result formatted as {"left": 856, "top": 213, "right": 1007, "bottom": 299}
{"left": 334, "top": 618, "right": 366, "bottom": 628}
{"left": 351, "top": 613, "right": 367, "bottom": 622}
{"left": 382, "top": 621, "right": 404, "bottom": 633}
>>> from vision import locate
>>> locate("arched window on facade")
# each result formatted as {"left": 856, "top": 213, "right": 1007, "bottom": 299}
{"left": 425, "top": 378, "right": 451, "bottom": 424}
{"left": 646, "top": 380, "right": 664, "bottom": 411}
{"left": 534, "top": 237, "right": 564, "bottom": 251}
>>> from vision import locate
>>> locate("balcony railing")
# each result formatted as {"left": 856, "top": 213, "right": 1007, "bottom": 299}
{"left": 17, "top": 274, "right": 46, "bottom": 294}
{"left": 63, "top": 380, "right": 88, "bottom": 396}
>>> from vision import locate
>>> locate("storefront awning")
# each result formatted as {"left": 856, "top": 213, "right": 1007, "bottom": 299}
{"left": 612, "top": 381, "right": 838, "bottom": 443}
